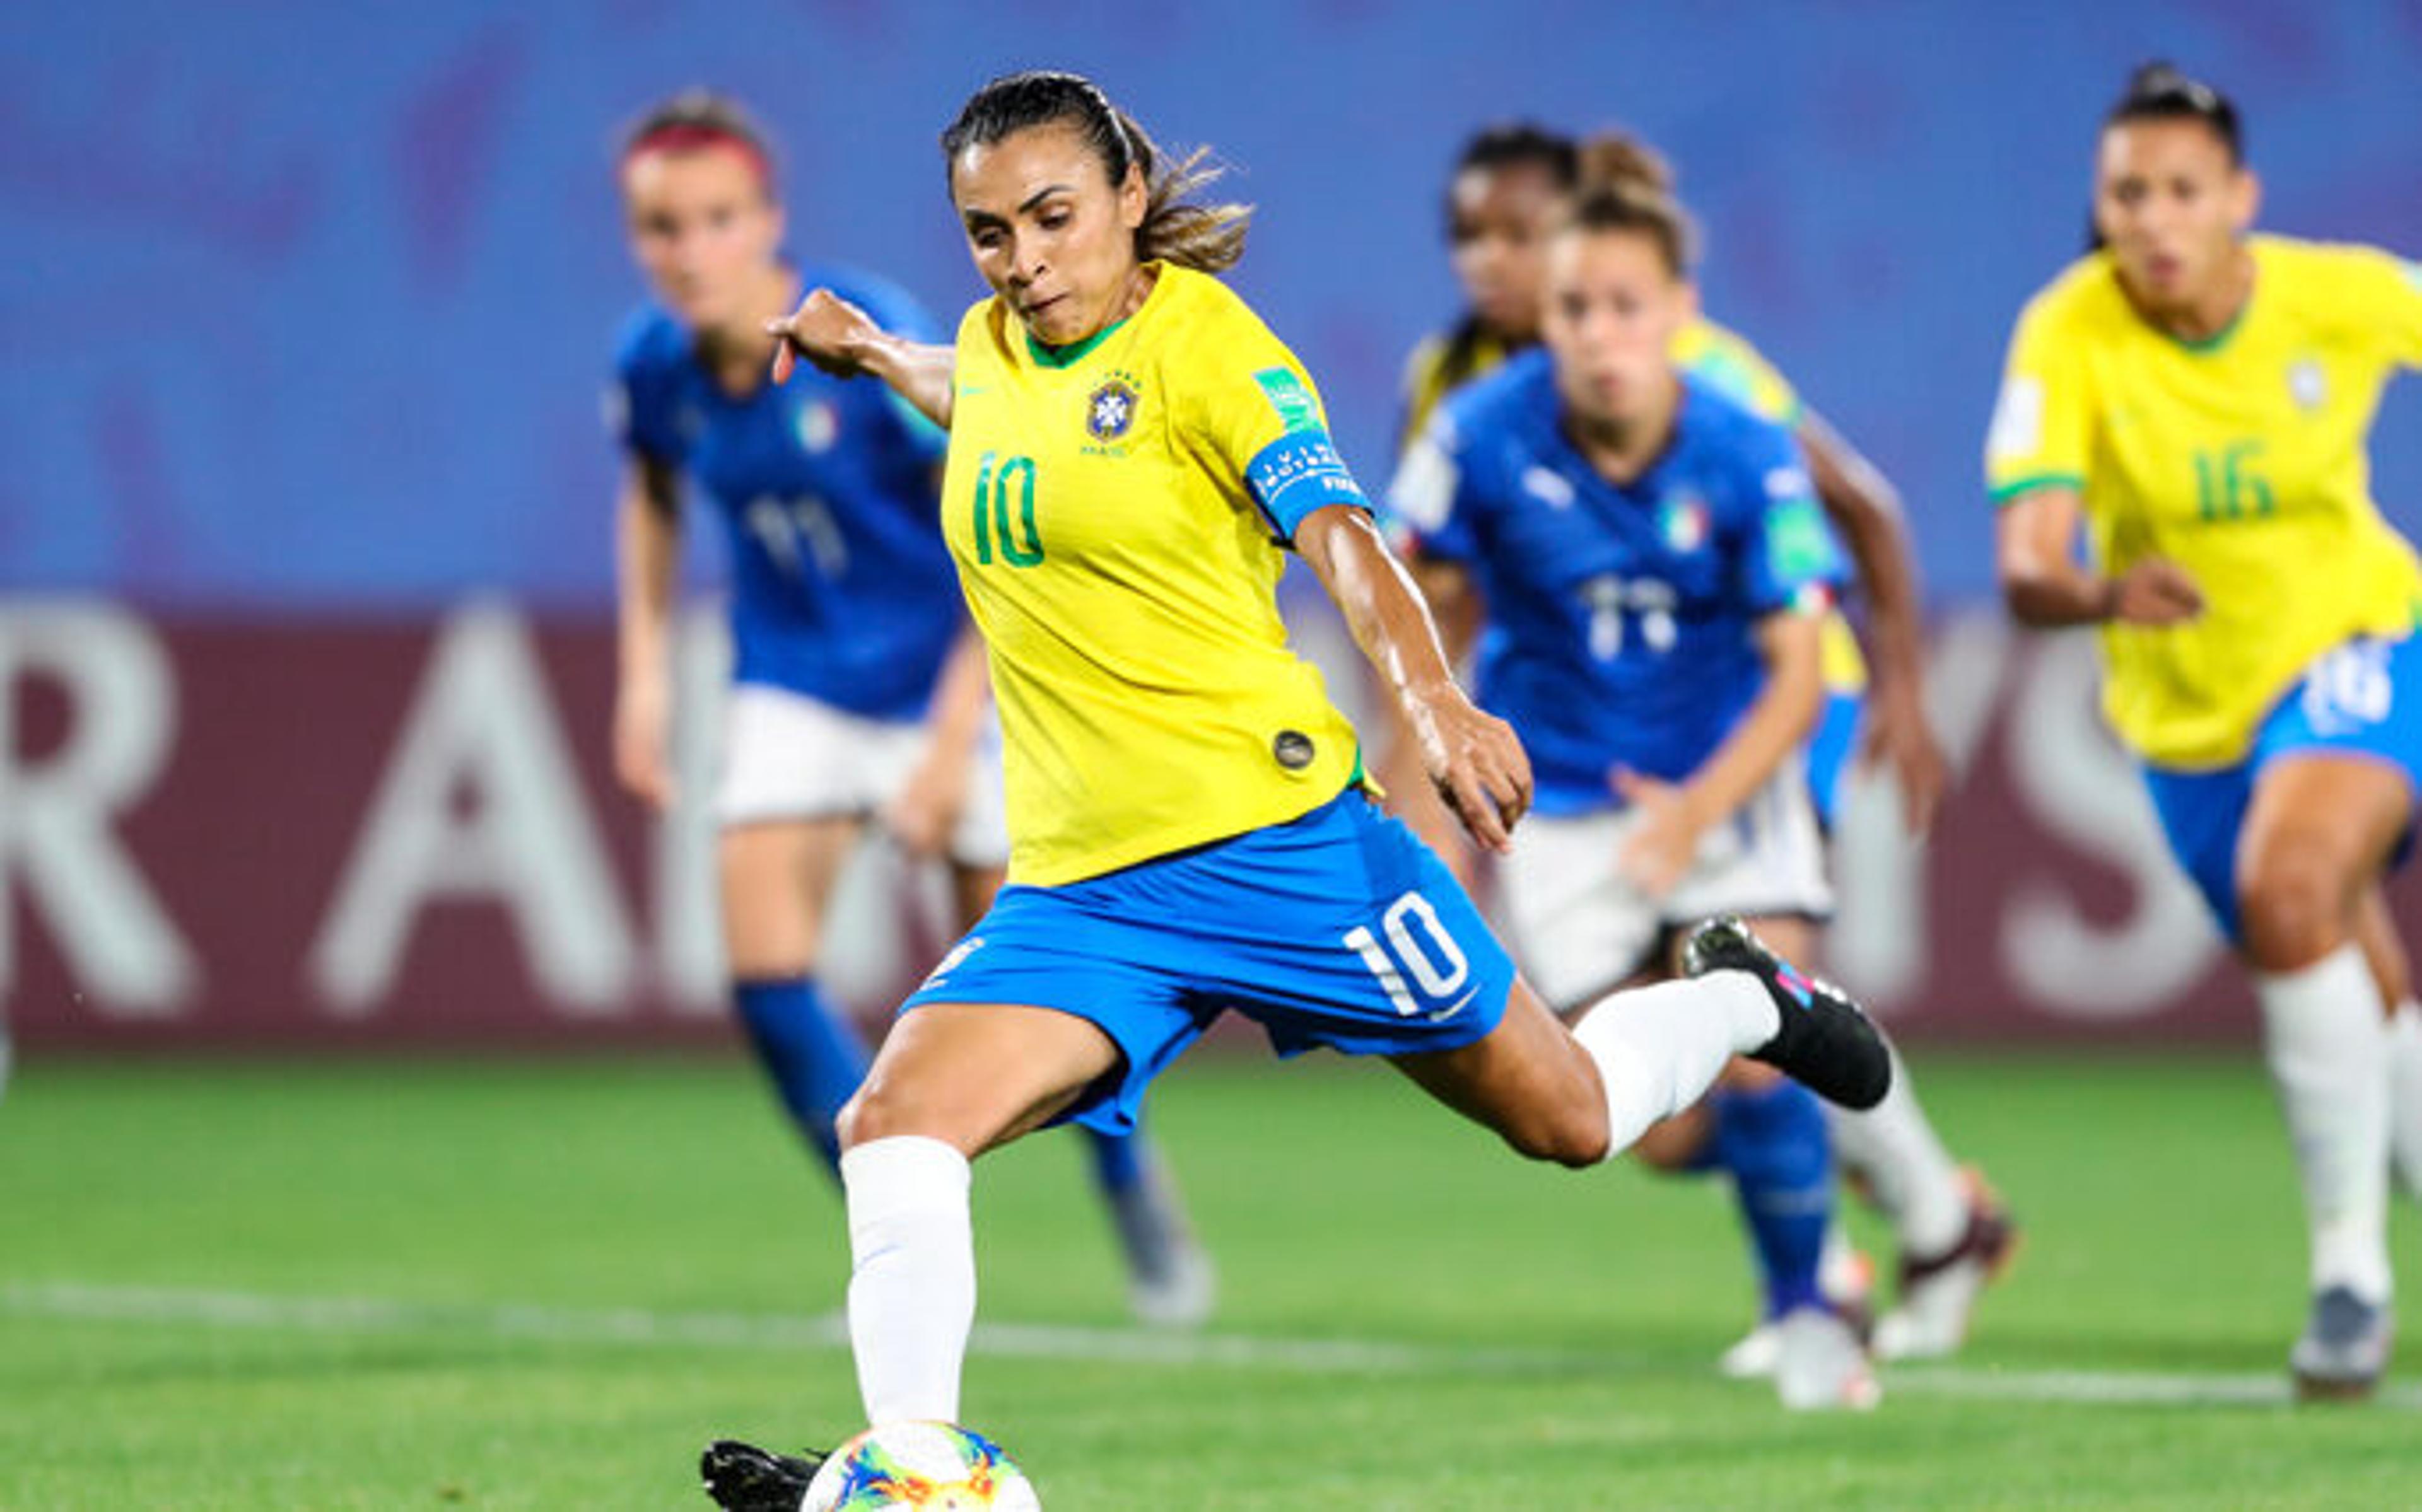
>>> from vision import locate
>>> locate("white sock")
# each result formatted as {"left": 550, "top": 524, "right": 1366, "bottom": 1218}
{"left": 2255, "top": 945, "right": 2392, "bottom": 1304}
{"left": 842, "top": 1136, "right": 975, "bottom": 1426}
{"left": 1571, "top": 972, "right": 1778, "bottom": 1156}
{"left": 2389, "top": 1000, "right": 2422, "bottom": 1204}
{"left": 1826, "top": 1044, "right": 1969, "bottom": 1259}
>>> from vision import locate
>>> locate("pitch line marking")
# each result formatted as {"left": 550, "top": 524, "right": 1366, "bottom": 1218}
{"left": 4, "top": 1281, "right": 2416, "bottom": 1410}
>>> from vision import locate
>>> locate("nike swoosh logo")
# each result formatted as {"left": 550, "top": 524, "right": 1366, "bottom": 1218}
{"left": 1427, "top": 988, "right": 1480, "bottom": 1021}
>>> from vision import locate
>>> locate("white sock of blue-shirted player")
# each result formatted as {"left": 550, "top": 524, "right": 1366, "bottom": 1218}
{"left": 2256, "top": 945, "right": 2394, "bottom": 1305}
{"left": 842, "top": 1136, "right": 975, "bottom": 1426}
{"left": 1572, "top": 974, "right": 1778, "bottom": 1156}
{"left": 1825, "top": 1044, "right": 1968, "bottom": 1258}
{"left": 2389, "top": 1000, "right": 2422, "bottom": 1202}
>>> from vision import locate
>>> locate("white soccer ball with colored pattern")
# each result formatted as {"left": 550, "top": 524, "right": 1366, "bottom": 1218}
{"left": 801, "top": 1421, "right": 1040, "bottom": 1511}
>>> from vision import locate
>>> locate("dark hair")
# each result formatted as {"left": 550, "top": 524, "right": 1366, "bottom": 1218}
{"left": 940, "top": 70, "right": 1249, "bottom": 273}
{"left": 1560, "top": 133, "right": 1698, "bottom": 278}
{"left": 1451, "top": 122, "right": 1578, "bottom": 197}
{"left": 617, "top": 90, "right": 778, "bottom": 197}
{"left": 2104, "top": 61, "right": 2244, "bottom": 164}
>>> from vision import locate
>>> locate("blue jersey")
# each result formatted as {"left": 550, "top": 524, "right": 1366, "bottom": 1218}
{"left": 609, "top": 264, "right": 956, "bottom": 719}
{"left": 1384, "top": 352, "right": 1844, "bottom": 816}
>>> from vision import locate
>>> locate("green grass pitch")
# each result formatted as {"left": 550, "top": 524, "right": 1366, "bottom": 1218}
{"left": 1, "top": 1049, "right": 2416, "bottom": 1509}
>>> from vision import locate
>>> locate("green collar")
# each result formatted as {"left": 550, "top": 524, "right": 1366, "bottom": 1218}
{"left": 1027, "top": 317, "right": 1128, "bottom": 369}
{"left": 2165, "top": 298, "right": 2250, "bottom": 354}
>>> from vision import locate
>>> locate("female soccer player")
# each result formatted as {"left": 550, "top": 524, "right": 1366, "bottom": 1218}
{"left": 700, "top": 71, "right": 1890, "bottom": 1504}
{"left": 607, "top": 91, "right": 1208, "bottom": 1326}
{"left": 1388, "top": 164, "right": 1878, "bottom": 1408}
{"left": 1389, "top": 124, "right": 2011, "bottom": 1368}
{"left": 1991, "top": 62, "right": 2422, "bottom": 1398}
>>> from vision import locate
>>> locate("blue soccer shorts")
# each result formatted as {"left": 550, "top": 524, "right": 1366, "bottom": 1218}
{"left": 2142, "top": 632, "right": 2422, "bottom": 945}
{"left": 900, "top": 786, "right": 1516, "bottom": 1136}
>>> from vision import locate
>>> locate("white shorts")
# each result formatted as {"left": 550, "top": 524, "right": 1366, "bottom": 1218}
{"left": 715, "top": 683, "right": 1010, "bottom": 869}
{"left": 1500, "top": 755, "right": 1832, "bottom": 1009}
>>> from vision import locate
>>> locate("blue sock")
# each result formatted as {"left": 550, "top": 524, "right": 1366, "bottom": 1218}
{"left": 732, "top": 977, "right": 871, "bottom": 1175}
{"left": 1083, "top": 1124, "right": 1147, "bottom": 1195}
{"left": 1705, "top": 1080, "right": 1836, "bottom": 1319}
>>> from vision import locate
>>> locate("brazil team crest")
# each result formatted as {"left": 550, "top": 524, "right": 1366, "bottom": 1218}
{"left": 1086, "top": 371, "right": 1142, "bottom": 441}
{"left": 2287, "top": 357, "right": 2327, "bottom": 413}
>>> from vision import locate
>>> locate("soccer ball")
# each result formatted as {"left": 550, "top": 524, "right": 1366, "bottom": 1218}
{"left": 801, "top": 1421, "right": 1041, "bottom": 1511}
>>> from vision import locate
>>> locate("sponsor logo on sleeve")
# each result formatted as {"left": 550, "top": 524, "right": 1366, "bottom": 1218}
{"left": 1988, "top": 376, "right": 2045, "bottom": 462}
{"left": 1765, "top": 493, "right": 1837, "bottom": 581}
{"left": 1252, "top": 366, "right": 1324, "bottom": 434}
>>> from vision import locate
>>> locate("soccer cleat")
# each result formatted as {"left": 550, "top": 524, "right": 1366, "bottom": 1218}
{"left": 701, "top": 1438, "right": 824, "bottom": 1511}
{"left": 1109, "top": 1156, "right": 1219, "bottom": 1329}
{"left": 2290, "top": 1286, "right": 2394, "bottom": 1402}
{"left": 1770, "top": 1305, "right": 1882, "bottom": 1412}
{"left": 1682, "top": 916, "right": 1892, "bottom": 1111}
{"left": 1873, "top": 1168, "right": 2019, "bottom": 1361}
{"left": 1722, "top": 1244, "right": 1876, "bottom": 1380}
{"left": 1128, "top": 1235, "right": 1219, "bottom": 1329}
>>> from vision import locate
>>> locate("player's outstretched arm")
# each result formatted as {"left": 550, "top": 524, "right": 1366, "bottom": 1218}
{"left": 1997, "top": 486, "right": 2203, "bottom": 627}
{"left": 1800, "top": 409, "right": 1948, "bottom": 830}
{"left": 1296, "top": 504, "right": 1531, "bottom": 853}
{"left": 764, "top": 288, "right": 958, "bottom": 429}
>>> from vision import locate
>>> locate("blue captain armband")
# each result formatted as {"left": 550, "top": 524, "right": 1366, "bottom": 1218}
{"left": 1244, "top": 428, "right": 1370, "bottom": 543}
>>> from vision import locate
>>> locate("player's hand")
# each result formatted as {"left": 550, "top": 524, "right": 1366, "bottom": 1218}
{"left": 884, "top": 747, "right": 969, "bottom": 860}
{"left": 2105, "top": 557, "right": 2203, "bottom": 626}
{"left": 612, "top": 675, "right": 676, "bottom": 810}
{"left": 1611, "top": 768, "right": 1701, "bottom": 900}
{"left": 765, "top": 288, "right": 880, "bottom": 384}
{"left": 1858, "top": 678, "right": 1950, "bottom": 834}
{"left": 1405, "top": 682, "right": 1531, "bottom": 854}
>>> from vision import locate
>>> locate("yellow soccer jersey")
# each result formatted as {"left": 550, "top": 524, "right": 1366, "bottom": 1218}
{"left": 944, "top": 264, "right": 1368, "bottom": 885}
{"left": 1399, "top": 325, "right": 1518, "bottom": 453}
{"left": 1673, "top": 317, "right": 1806, "bottom": 431}
{"left": 1987, "top": 236, "right": 2422, "bottom": 767}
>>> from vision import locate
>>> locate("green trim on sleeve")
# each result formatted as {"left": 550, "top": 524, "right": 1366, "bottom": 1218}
{"left": 1989, "top": 471, "right": 2086, "bottom": 507}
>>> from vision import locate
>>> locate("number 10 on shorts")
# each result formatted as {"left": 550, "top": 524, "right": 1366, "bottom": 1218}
{"left": 1343, "top": 891, "right": 1473, "bottom": 1018}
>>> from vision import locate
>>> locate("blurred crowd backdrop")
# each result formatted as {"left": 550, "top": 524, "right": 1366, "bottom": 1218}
{"left": 6, "top": 0, "right": 2422, "bottom": 1049}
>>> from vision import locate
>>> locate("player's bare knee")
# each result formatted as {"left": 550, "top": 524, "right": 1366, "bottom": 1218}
{"left": 1506, "top": 1100, "right": 1610, "bottom": 1169}
{"left": 835, "top": 1081, "right": 932, "bottom": 1150}
{"left": 2238, "top": 848, "right": 2352, "bottom": 971}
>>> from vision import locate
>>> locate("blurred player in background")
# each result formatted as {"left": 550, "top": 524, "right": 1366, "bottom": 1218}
{"left": 704, "top": 69, "right": 1893, "bottom": 1506}
{"left": 606, "top": 90, "right": 1210, "bottom": 1327}
{"left": 1991, "top": 62, "right": 2422, "bottom": 1399}
{"left": 1384, "top": 122, "right": 2013, "bottom": 1368}
{"left": 1386, "top": 160, "right": 1875, "bottom": 1408}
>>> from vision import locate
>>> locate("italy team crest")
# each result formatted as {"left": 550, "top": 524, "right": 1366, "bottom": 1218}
{"left": 794, "top": 398, "right": 840, "bottom": 453}
{"left": 1086, "top": 372, "right": 1141, "bottom": 441}
{"left": 1658, "top": 491, "right": 1712, "bottom": 552}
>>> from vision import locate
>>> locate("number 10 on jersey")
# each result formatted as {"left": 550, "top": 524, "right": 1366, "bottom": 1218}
{"left": 972, "top": 451, "right": 1044, "bottom": 566}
